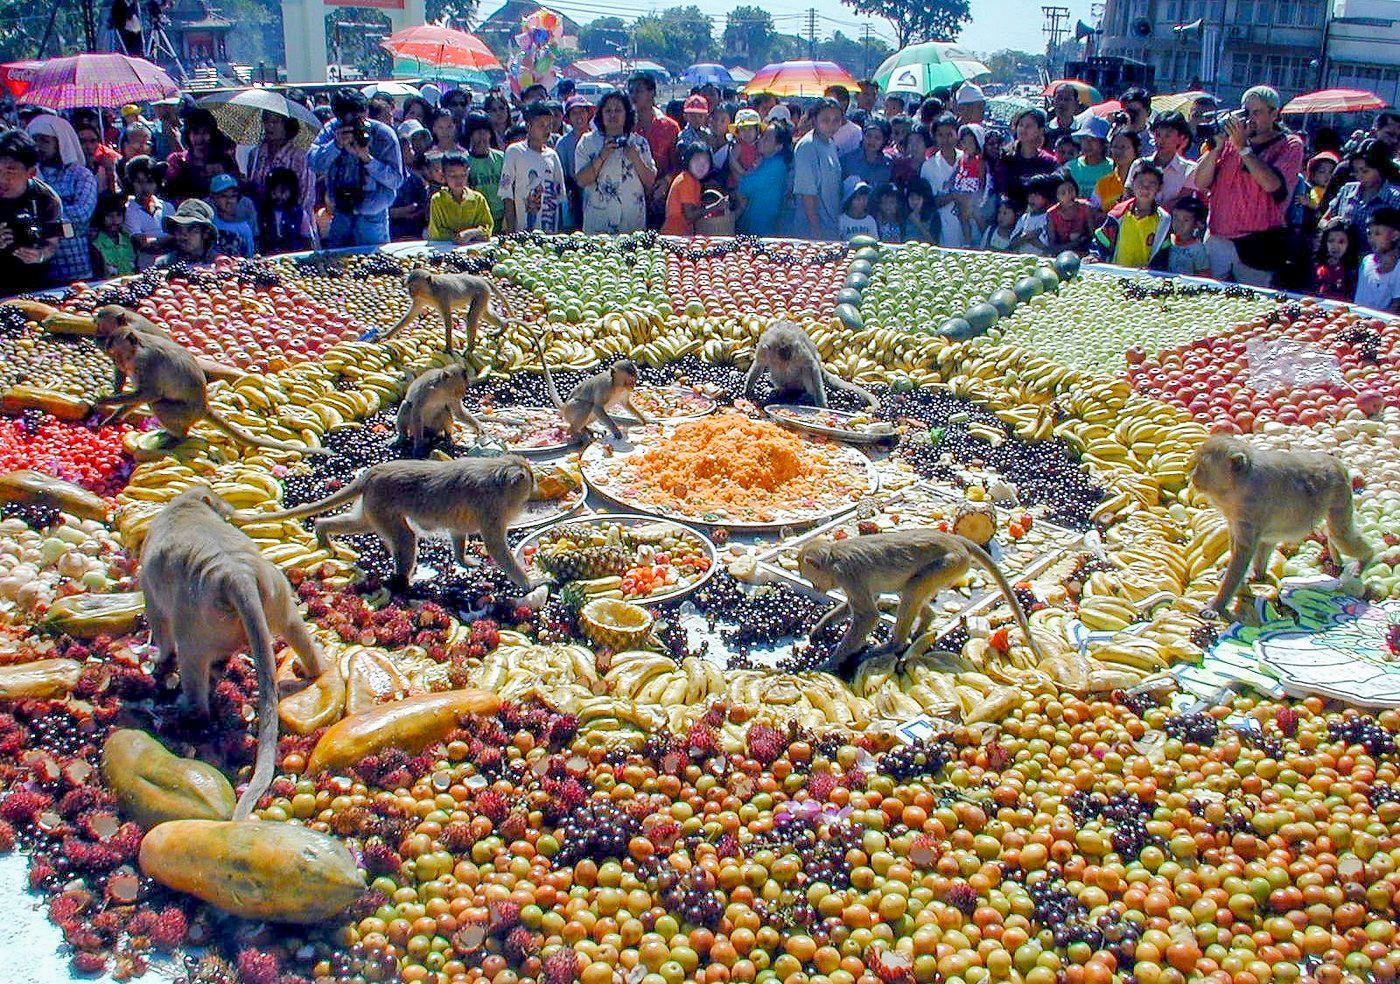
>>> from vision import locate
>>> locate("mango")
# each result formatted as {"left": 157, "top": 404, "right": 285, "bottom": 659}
{"left": 139, "top": 819, "right": 364, "bottom": 924}
{"left": 101, "top": 729, "right": 236, "bottom": 828}
{"left": 306, "top": 688, "right": 500, "bottom": 776}
{"left": 0, "top": 658, "right": 82, "bottom": 699}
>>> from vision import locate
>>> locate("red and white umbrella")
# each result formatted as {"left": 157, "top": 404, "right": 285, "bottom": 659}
{"left": 381, "top": 25, "right": 502, "bottom": 73}
{"left": 19, "top": 53, "right": 178, "bottom": 109}
{"left": 1282, "top": 88, "right": 1387, "bottom": 114}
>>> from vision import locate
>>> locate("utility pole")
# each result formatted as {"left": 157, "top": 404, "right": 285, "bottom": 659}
{"left": 806, "top": 8, "right": 817, "bottom": 61}
{"left": 1042, "top": 5, "right": 1069, "bottom": 63}
{"left": 860, "top": 23, "right": 872, "bottom": 77}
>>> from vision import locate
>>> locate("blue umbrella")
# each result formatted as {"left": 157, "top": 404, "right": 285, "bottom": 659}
{"left": 681, "top": 63, "right": 733, "bottom": 86}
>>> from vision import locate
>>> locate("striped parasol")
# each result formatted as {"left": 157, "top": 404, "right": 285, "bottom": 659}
{"left": 1152, "top": 90, "right": 1215, "bottom": 114}
{"left": 18, "top": 53, "right": 178, "bottom": 110}
{"left": 873, "top": 42, "right": 990, "bottom": 96}
{"left": 381, "top": 25, "right": 502, "bottom": 79}
{"left": 1283, "top": 88, "right": 1387, "bottom": 114}
{"left": 742, "top": 60, "right": 858, "bottom": 98}
{"left": 1043, "top": 79, "right": 1101, "bottom": 106}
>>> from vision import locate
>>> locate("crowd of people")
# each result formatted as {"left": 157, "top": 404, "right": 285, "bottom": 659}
{"left": 2, "top": 74, "right": 1400, "bottom": 311}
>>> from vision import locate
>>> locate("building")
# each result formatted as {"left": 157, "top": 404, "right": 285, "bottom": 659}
{"left": 1327, "top": 0, "right": 1400, "bottom": 105}
{"left": 166, "top": 0, "right": 234, "bottom": 68}
{"left": 1096, "top": 0, "right": 1330, "bottom": 103}
{"left": 476, "top": 1, "right": 581, "bottom": 55}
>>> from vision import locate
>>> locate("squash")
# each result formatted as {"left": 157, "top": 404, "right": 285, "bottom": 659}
{"left": 0, "top": 469, "right": 109, "bottom": 522}
{"left": 306, "top": 688, "right": 500, "bottom": 776}
{"left": 101, "top": 729, "right": 236, "bottom": 828}
{"left": 278, "top": 665, "right": 346, "bottom": 735}
{"left": 139, "top": 819, "right": 364, "bottom": 924}
{"left": 0, "top": 658, "right": 82, "bottom": 699}
{"left": 44, "top": 591, "right": 144, "bottom": 638}
{"left": 39, "top": 309, "right": 98, "bottom": 335}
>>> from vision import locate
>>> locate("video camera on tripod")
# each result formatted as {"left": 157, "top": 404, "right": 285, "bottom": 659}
{"left": 145, "top": 0, "right": 170, "bottom": 31}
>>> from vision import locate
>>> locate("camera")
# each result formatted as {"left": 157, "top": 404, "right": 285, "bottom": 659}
{"left": 611, "top": 135, "right": 629, "bottom": 149}
{"left": 7, "top": 209, "right": 43, "bottom": 250}
{"left": 1111, "top": 110, "right": 1131, "bottom": 126}
{"left": 1195, "top": 109, "right": 1240, "bottom": 143}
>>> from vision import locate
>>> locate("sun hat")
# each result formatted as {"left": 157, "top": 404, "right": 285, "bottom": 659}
{"left": 955, "top": 82, "right": 985, "bottom": 106}
{"left": 728, "top": 108, "right": 765, "bottom": 134}
{"left": 163, "top": 198, "right": 216, "bottom": 233}
{"left": 764, "top": 104, "right": 792, "bottom": 125}
{"left": 841, "top": 174, "right": 871, "bottom": 207}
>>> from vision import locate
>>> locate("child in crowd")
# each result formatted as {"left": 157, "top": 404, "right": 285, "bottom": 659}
{"left": 663, "top": 144, "right": 711, "bottom": 236}
{"left": 259, "top": 168, "right": 310, "bottom": 254}
{"left": 1066, "top": 117, "right": 1113, "bottom": 208}
{"left": 903, "top": 178, "right": 936, "bottom": 243}
{"left": 1314, "top": 217, "right": 1359, "bottom": 301}
{"left": 156, "top": 199, "right": 222, "bottom": 267}
{"left": 1166, "top": 197, "right": 1210, "bottom": 277}
{"left": 1355, "top": 207, "right": 1400, "bottom": 312}
{"left": 727, "top": 109, "right": 764, "bottom": 185}
{"left": 91, "top": 192, "right": 135, "bottom": 277}
{"left": 1054, "top": 135, "right": 1079, "bottom": 165}
{"left": 874, "top": 185, "right": 905, "bottom": 243}
{"left": 839, "top": 177, "right": 878, "bottom": 240}
{"left": 1047, "top": 170, "right": 1094, "bottom": 253}
{"left": 947, "top": 124, "right": 986, "bottom": 245}
{"left": 1089, "top": 162, "right": 1169, "bottom": 268}
{"left": 121, "top": 155, "right": 171, "bottom": 271}
{"left": 891, "top": 126, "right": 930, "bottom": 187}
{"left": 1010, "top": 173, "right": 1057, "bottom": 255}
{"left": 427, "top": 152, "right": 494, "bottom": 244}
{"left": 985, "top": 196, "right": 1019, "bottom": 251}
{"left": 1290, "top": 151, "right": 1340, "bottom": 231}
{"left": 207, "top": 173, "right": 254, "bottom": 258}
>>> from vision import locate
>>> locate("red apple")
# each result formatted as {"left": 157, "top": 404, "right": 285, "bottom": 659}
{"left": 1125, "top": 345, "right": 1146, "bottom": 365}
{"left": 1356, "top": 389, "right": 1385, "bottom": 417}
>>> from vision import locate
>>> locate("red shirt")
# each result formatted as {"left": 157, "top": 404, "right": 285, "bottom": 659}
{"left": 1205, "top": 133, "right": 1305, "bottom": 239}
{"left": 637, "top": 112, "right": 681, "bottom": 178}
{"left": 1048, "top": 199, "right": 1093, "bottom": 244}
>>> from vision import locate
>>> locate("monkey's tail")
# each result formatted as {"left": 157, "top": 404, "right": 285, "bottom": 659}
{"left": 822, "top": 370, "right": 880, "bottom": 409}
{"left": 529, "top": 331, "right": 566, "bottom": 411}
{"left": 236, "top": 470, "right": 369, "bottom": 523}
{"left": 227, "top": 575, "right": 279, "bottom": 821}
{"left": 961, "top": 537, "right": 1046, "bottom": 664}
{"left": 205, "top": 407, "right": 329, "bottom": 458}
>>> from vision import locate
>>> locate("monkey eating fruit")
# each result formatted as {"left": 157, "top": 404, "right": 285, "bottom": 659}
{"left": 745, "top": 320, "right": 878, "bottom": 409}
{"left": 377, "top": 269, "right": 507, "bottom": 355}
{"left": 532, "top": 332, "right": 649, "bottom": 442}
{"left": 1190, "top": 433, "right": 1372, "bottom": 618}
{"left": 94, "top": 304, "right": 245, "bottom": 390}
{"left": 140, "top": 486, "right": 327, "bottom": 820}
{"left": 394, "top": 363, "right": 486, "bottom": 457}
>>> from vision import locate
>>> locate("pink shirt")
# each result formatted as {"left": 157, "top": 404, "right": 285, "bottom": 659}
{"left": 1205, "top": 133, "right": 1304, "bottom": 239}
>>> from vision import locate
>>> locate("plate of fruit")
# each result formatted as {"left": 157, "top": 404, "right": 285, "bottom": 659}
{"left": 631, "top": 385, "right": 717, "bottom": 422}
{"left": 513, "top": 458, "right": 588, "bottom": 529}
{"left": 764, "top": 404, "right": 898, "bottom": 445}
{"left": 515, "top": 514, "right": 717, "bottom": 604}
{"left": 471, "top": 406, "right": 577, "bottom": 454}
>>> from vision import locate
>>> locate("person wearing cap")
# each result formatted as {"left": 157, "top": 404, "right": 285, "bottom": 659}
{"left": 791, "top": 97, "right": 845, "bottom": 240}
{"left": 677, "top": 95, "right": 713, "bottom": 154}
{"left": 954, "top": 83, "right": 987, "bottom": 126}
{"left": 764, "top": 104, "right": 792, "bottom": 127}
{"left": 309, "top": 89, "right": 405, "bottom": 248}
{"left": 1137, "top": 111, "right": 1197, "bottom": 209}
{"left": 838, "top": 176, "right": 877, "bottom": 241}
{"left": 155, "top": 199, "right": 222, "bottom": 267}
{"left": 205, "top": 173, "right": 254, "bottom": 258}
{"left": 840, "top": 118, "right": 892, "bottom": 191}
{"left": 27, "top": 115, "right": 96, "bottom": 284}
{"left": 397, "top": 119, "right": 432, "bottom": 158}
{"left": 121, "top": 155, "right": 172, "bottom": 270}
{"left": 726, "top": 109, "right": 765, "bottom": 183}
{"left": 1066, "top": 114, "right": 1113, "bottom": 203}
{"left": 247, "top": 111, "right": 314, "bottom": 244}
{"left": 627, "top": 74, "right": 680, "bottom": 230}
{"left": 1044, "top": 83, "right": 1085, "bottom": 149}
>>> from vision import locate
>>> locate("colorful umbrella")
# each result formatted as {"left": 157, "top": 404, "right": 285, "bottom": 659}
{"left": 381, "top": 25, "right": 502, "bottom": 77}
{"left": 0, "top": 60, "right": 42, "bottom": 99}
{"left": 1283, "top": 88, "right": 1387, "bottom": 114}
{"left": 1088, "top": 99, "right": 1123, "bottom": 119}
{"left": 18, "top": 53, "right": 177, "bottom": 110}
{"left": 1043, "top": 79, "right": 1101, "bottom": 106}
{"left": 682, "top": 63, "right": 733, "bottom": 86}
{"left": 988, "top": 95, "right": 1035, "bottom": 125}
{"left": 742, "top": 60, "right": 857, "bottom": 98}
{"left": 1152, "top": 90, "right": 1215, "bottom": 115}
{"left": 196, "top": 89, "right": 324, "bottom": 149}
{"left": 873, "top": 42, "right": 990, "bottom": 96}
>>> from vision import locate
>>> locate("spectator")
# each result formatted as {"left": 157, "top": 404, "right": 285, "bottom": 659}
{"left": 27, "top": 114, "right": 96, "bottom": 284}
{"left": 1141, "top": 111, "right": 1196, "bottom": 207}
{"left": 246, "top": 111, "right": 314, "bottom": 245}
{"left": 403, "top": 95, "right": 434, "bottom": 125}
{"left": 389, "top": 142, "right": 429, "bottom": 240}
{"left": 155, "top": 199, "right": 222, "bottom": 267}
{"left": 841, "top": 119, "right": 893, "bottom": 189}
{"left": 998, "top": 108, "right": 1059, "bottom": 210}
{"left": 749, "top": 91, "right": 780, "bottom": 122}
{"left": 117, "top": 123, "right": 152, "bottom": 191}
{"left": 921, "top": 112, "right": 962, "bottom": 246}
{"left": 1186, "top": 94, "right": 1218, "bottom": 155}
{"left": 1090, "top": 161, "right": 1169, "bottom": 268}
{"left": 1313, "top": 216, "right": 1359, "bottom": 300}
{"left": 1322, "top": 139, "right": 1400, "bottom": 244}
{"left": 483, "top": 93, "right": 513, "bottom": 149}
{"left": 207, "top": 173, "right": 254, "bottom": 258}
{"left": 1372, "top": 109, "right": 1400, "bottom": 157}
{"left": 677, "top": 95, "right": 712, "bottom": 150}
{"left": 985, "top": 195, "right": 1019, "bottom": 250}
{"left": 368, "top": 95, "right": 396, "bottom": 126}
{"left": 890, "top": 124, "right": 929, "bottom": 188}
{"left": 1192, "top": 85, "right": 1305, "bottom": 286}
{"left": 1047, "top": 170, "right": 1093, "bottom": 253}
{"left": 424, "top": 108, "right": 464, "bottom": 156}
{"left": 1053, "top": 135, "right": 1079, "bottom": 165}
{"left": 735, "top": 120, "right": 792, "bottom": 237}
{"left": 1166, "top": 196, "right": 1210, "bottom": 276}
{"left": 825, "top": 85, "right": 863, "bottom": 154}
{"left": 1066, "top": 116, "right": 1112, "bottom": 205}
{"left": 91, "top": 191, "right": 135, "bottom": 277}
{"left": 121, "top": 155, "right": 171, "bottom": 270}
{"left": 1117, "top": 87, "right": 1156, "bottom": 157}
{"left": 707, "top": 102, "right": 736, "bottom": 174}
{"left": 791, "top": 97, "right": 845, "bottom": 240}
{"left": 663, "top": 143, "right": 711, "bottom": 236}
{"left": 1045, "top": 83, "right": 1083, "bottom": 148}
{"left": 1095, "top": 128, "right": 1141, "bottom": 210}
{"left": 887, "top": 114, "right": 913, "bottom": 149}
{"left": 1010, "top": 172, "right": 1056, "bottom": 255}
{"left": 0, "top": 130, "right": 63, "bottom": 291}
{"left": 726, "top": 108, "right": 764, "bottom": 185}
{"left": 953, "top": 83, "right": 986, "bottom": 125}
{"left": 1289, "top": 151, "right": 1338, "bottom": 232}
{"left": 76, "top": 120, "right": 120, "bottom": 195}
{"left": 463, "top": 115, "right": 506, "bottom": 229}
{"left": 948, "top": 124, "right": 988, "bottom": 245}
{"left": 259, "top": 167, "right": 311, "bottom": 254}
{"left": 558, "top": 96, "right": 595, "bottom": 228}
{"left": 503, "top": 102, "right": 567, "bottom": 233}
{"left": 397, "top": 119, "right": 432, "bottom": 160}
{"left": 165, "top": 108, "right": 240, "bottom": 203}
{"left": 884, "top": 94, "right": 906, "bottom": 120}
{"left": 838, "top": 177, "right": 877, "bottom": 240}
{"left": 427, "top": 152, "right": 493, "bottom": 244}
{"left": 1355, "top": 207, "right": 1400, "bottom": 312}
{"left": 628, "top": 74, "right": 680, "bottom": 230}
{"left": 856, "top": 79, "right": 880, "bottom": 115}
{"left": 903, "top": 178, "right": 936, "bottom": 242}
{"left": 873, "top": 184, "right": 904, "bottom": 242}
{"left": 149, "top": 97, "right": 183, "bottom": 161}
{"left": 309, "top": 90, "right": 405, "bottom": 248}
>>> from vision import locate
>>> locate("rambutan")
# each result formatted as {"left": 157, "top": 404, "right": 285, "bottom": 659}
{"left": 686, "top": 723, "right": 719, "bottom": 758}
{"left": 125, "top": 910, "right": 158, "bottom": 939}
{"left": 701, "top": 703, "right": 726, "bottom": 728}
{"left": 907, "top": 833, "right": 940, "bottom": 868}
{"left": 985, "top": 741, "right": 1011, "bottom": 773}
{"left": 545, "top": 714, "right": 578, "bottom": 747}
{"left": 108, "top": 822, "right": 143, "bottom": 861}
{"left": 78, "top": 809, "right": 122, "bottom": 842}
{"left": 28, "top": 859, "right": 57, "bottom": 889}
{"left": 648, "top": 820, "right": 681, "bottom": 849}
{"left": 48, "top": 890, "right": 90, "bottom": 923}
{"left": 491, "top": 900, "right": 522, "bottom": 931}
{"left": 0, "top": 818, "right": 16, "bottom": 852}
{"left": 475, "top": 789, "right": 511, "bottom": 823}
{"left": 57, "top": 787, "right": 111, "bottom": 820}
{"left": 0, "top": 788, "right": 54, "bottom": 826}
{"left": 235, "top": 947, "right": 281, "bottom": 984}
{"left": 440, "top": 820, "right": 475, "bottom": 852}
{"left": 714, "top": 832, "right": 739, "bottom": 859}
{"left": 65, "top": 924, "right": 105, "bottom": 951}
{"left": 71, "top": 951, "right": 107, "bottom": 975}
{"left": 90, "top": 909, "right": 124, "bottom": 940}
{"left": 1276, "top": 706, "right": 1301, "bottom": 737}
{"left": 746, "top": 723, "right": 787, "bottom": 766}
{"left": 147, "top": 907, "right": 187, "bottom": 951}
{"left": 942, "top": 883, "right": 979, "bottom": 916}
{"left": 498, "top": 811, "right": 528, "bottom": 843}
{"left": 504, "top": 926, "right": 537, "bottom": 963}
{"left": 540, "top": 947, "right": 579, "bottom": 984}
{"left": 806, "top": 770, "right": 838, "bottom": 801}
{"left": 360, "top": 842, "right": 402, "bottom": 876}
{"left": 451, "top": 912, "right": 490, "bottom": 955}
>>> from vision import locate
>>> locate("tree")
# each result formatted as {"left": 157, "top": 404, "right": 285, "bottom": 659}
{"left": 579, "top": 16, "right": 628, "bottom": 58}
{"left": 983, "top": 49, "right": 1046, "bottom": 86}
{"left": 839, "top": 0, "right": 971, "bottom": 49}
{"left": 722, "top": 5, "right": 778, "bottom": 69}
{"left": 632, "top": 6, "right": 714, "bottom": 70}
{"left": 817, "top": 30, "right": 892, "bottom": 78}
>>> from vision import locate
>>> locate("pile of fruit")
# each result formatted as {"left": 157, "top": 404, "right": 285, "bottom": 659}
{"left": 0, "top": 235, "right": 1398, "bottom": 984}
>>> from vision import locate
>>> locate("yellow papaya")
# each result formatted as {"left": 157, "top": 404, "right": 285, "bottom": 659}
{"left": 44, "top": 592, "right": 145, "bottom": 639}
{"left": 0, "top": 469, "right": 109, "bottom": 522}
{"left": 342, "top": 648, "right": 411, "bottom": 717}
{"left": 4, "top": 299, "right": 61, "bottom": 323}
{"left": 306, "top": 688, "right": 501, "bottom": 776}
{"left": 139, "top": 819, "right": 364, "bottom": 924}
{"left": 278, "top": 667, "right": 346, "bottom": 735}
{"left": 39, "top": 309, "right": 97, "bottom": 334}
{"left": 101, "top": 729, "right": 236, "bottom": 828}
{"left": 0, "top": 658, "right": 81, "bottom": 699}
{"left": 1, "top": 385, "right": 92, "bottom": 421}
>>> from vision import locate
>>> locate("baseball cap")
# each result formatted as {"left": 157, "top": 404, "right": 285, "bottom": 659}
{"left": 955, "top": 82, "right": 985, "bottom": 105}
{"left": 121, "top": 104, "right": 142, "bottom": 118}
{"left": 1072, "top": 114, "right": 1111, "bottom": 142}
{"left": 683, "top": 94, "right": 710, "bottom": 115}
{"left": 565, "top": 95, "right": 596, "bottom": 113}
{"left": 209, "top": 173, "right": 238, "bottom": 194}
{"left": 396, "top": 119, "right": 428, "bottom": 140}
{"left": 163, "top": 198, "right": 216, "bottom": 232}
{"left": 729, "top": 108, "right": 764, "bottom": 133}
{"left": 841, "top": 175, "right": 871, "bottom": 207}
{"left": 764, "top": 105, "right": 792, "bottom": 125}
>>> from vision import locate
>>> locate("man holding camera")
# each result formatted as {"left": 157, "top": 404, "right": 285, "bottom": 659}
{"left": 0, "top": 131, "right": 65, "bottom": 294}
{"left": 309, "top": 90, "right": 404, "bottom": 248}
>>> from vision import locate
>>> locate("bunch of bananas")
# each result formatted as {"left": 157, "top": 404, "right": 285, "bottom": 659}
{"left": 472, "top": 641, "right": 602, "bottom": 704}
{"left": 604, "top": 650, "right": 724, "bottom": 706}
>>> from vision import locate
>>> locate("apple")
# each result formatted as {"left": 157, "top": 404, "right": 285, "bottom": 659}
{"left": 1356, "top": 389, "right": 1386, "bottom": 418}
{"left": 1125, "top": 345, "right": 1146, "bottom": 365}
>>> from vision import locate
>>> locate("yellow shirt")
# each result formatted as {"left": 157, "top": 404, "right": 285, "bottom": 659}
{"left": 427, "top": 187, "right": 494, "bottom": 242}
{"left": 1116, "top": 207, "right": 1161, "bottom": 268}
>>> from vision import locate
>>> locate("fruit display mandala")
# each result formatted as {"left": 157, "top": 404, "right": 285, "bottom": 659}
{"left": 1, "top": 237, "right": 1399, "bottom": 984}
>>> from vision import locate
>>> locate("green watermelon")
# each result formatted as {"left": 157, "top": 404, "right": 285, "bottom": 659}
{"left": 1013, "top": 276, "right": 1044, "bottom": 301}
{"left": 836, "top": 287, "right": 863, "bottom": 306}
{"left": 845, "top": 271, "right": 870, "bottom": 291}
{"left": 965, "top": 302, "right": 999, "bottom": 331}
{"left": 834, "top": 303, "right": 864, "bottom": 329}
{"left": 988, "top": 289, "right": 1019, "bottom": 316}
{"left": 848, "top": 234, "right": 878, "bottom": 249}
{"left": 938, "top": 317, "right": 977, "bottom": 339}
{"left": 1054, "top": 251, "right": 1082, "bottom": 279}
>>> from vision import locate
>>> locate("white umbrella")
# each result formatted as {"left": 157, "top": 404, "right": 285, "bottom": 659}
{"left": 362, "top": 81, "right": 421, "bottom": 100}
{"left": 196, "top": 89, "right": 323, "bottom": 149}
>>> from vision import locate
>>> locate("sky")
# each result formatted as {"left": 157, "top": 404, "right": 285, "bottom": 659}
{"left": 533, "top": 0, "right": 1099, "bottom": 60}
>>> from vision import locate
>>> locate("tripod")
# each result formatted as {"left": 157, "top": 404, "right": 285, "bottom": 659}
{"left": 144, "top": 15, "right": 185, "bottom": 82}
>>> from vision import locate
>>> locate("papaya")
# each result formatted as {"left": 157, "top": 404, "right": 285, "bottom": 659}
{"left": 0, "top": 658, "right": 82, "bottom": 699}
{"left": 3, "top": 299, "right": 61, "bottom": 323}
{"left": 278, "top": 666, "right": 346, "bottom": 735}
{"left": 139, "top": 819, "right": 364, "bottom": 924}
{"left": 306, "top": 688, "right": 501, "bottom": 776}
{"left": 1, "top": 385, "right": 92, "bottom": 421}
{"left": 342, "top": 648, "right": 412, "bottom": 717}
{"left": 101, "top": 729, "right": 236, "bottom": 828}
{"left": 39, "top": 310, "right": 98, "bottom": 335}
{"left": 44, "top": 591, "right": 144, "bottom": 638}
{"left": 0, "top": 469, "right": 109, "bottom": 522}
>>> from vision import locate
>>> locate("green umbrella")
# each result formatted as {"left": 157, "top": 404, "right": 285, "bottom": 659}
{"left": 873, "top": 42, "right": 990, "bottom": 97}
{"left": 988, "top": 95, "right": 1034, "bottom": 125}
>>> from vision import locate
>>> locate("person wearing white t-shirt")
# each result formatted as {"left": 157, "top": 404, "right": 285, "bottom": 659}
{"left": 1356, "top": 207, "right": 1400, "bottom": 312}
{"left": 837, "top": 176, "right": 878, "bottom": 240}
{"left": 499, "top": 103, "right": 565, "bottom": 233}
{"left": 920, "top": 113, "right": 963, "bottom": 248}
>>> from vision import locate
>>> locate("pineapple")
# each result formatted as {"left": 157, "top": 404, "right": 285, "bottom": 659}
{"left": 559, "top": 581, "right": 589, "bottom": 615}
{"left": 537, "top": 543, "right": 630, "bottom": 581}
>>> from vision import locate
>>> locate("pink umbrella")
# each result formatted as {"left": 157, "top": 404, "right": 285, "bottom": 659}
{"left": 1283, "top": 88, "right": 1387, "bottom": 114}
{"left": 20, "top": 53, "right": 178, "bottom": 110}
{"left": 381, "top": 25, "right": 502, "bottom": 72}
{"left": 1089, "top": 99, "right": 1123, "bottom": 118}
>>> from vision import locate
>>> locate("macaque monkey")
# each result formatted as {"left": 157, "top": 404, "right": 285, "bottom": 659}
{"left": 378, "top": 269, "right": 507, "bottom": 354}
{"left": 234, "top": 455, "right": 536, "bottom": 590}
{"left": 797, "top": 528, "right": 1043, "bottom": 671}
{"left": 1190, "top": 433, "right": 1372, "bottom": 618}
{"left": 93, "top": 328, "right": 326, "bottom": 456}
{"left": 395, "top": 363, "right": 486, "bottom": 457}
{"left": 532, "top": 333, "right": 649, "bottom": 442}
{"left": 744, "top": 320, "right": 879, "bottom": 409}
{"left": 94, "top": 304, "right": 246, "bottom": 390}
{"left": 140, "top": 486, "right": 326, "bottom": 820}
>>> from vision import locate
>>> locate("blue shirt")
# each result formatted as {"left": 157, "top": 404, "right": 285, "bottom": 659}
{"left": 737, "top": 155, "right": 789, "bottom": 237}
{"left": 791, "top": 131, "right": 842, "bottom": 239}
{"left": 308, "top": 118, "right": 404, "bottom": 217}
{"left": 1328, "top": 180, "right": 1400, "bottom": 242}
{"left": 211, "top": 213, "right": 255, "bottom": 258}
